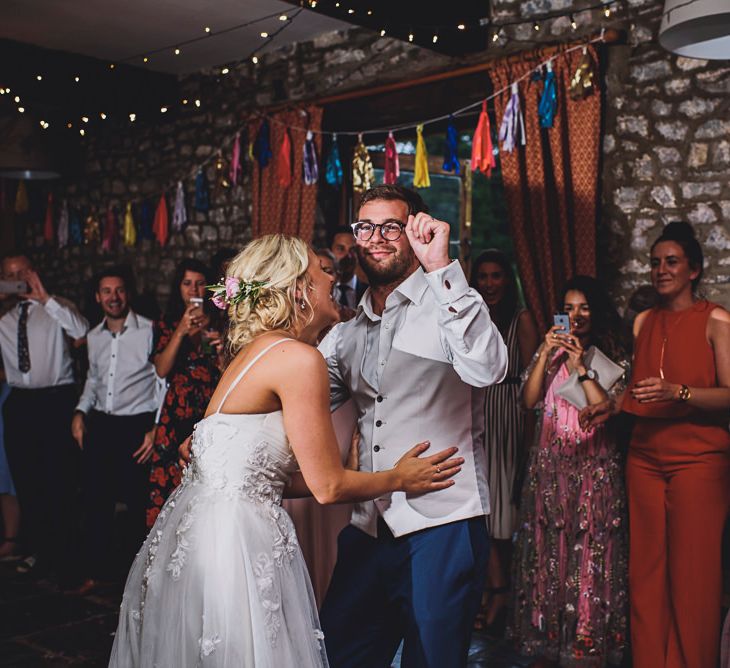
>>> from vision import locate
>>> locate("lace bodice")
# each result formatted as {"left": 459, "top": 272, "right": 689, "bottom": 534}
{"left": 187, "top": 410, "right": 297, "bottom": 506}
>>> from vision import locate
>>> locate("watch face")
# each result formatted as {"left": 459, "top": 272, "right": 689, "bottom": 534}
{"left": 587, "top": 369, "right": 596, "bottom": 380}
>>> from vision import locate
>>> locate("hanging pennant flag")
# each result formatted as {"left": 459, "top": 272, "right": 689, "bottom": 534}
{"left": 442, "top": 117, "right": 460, "bottom": 174}
{"left": 229, "top": 133, "right": 242, "bottom": 186}
{"left": 384, "top": 131, "right": 400, "bottom": 184}
{"left": 499, "top": 82, "right": 526, "bottom": 154}
{"left": 140, "top": 200, "right": 154, "bottom": 240}
{"left": 194, "top": 169, "right": 210, "bottom": 212}
{"left": 413, "top": 125, "right": 431, "bottom": 189}
{"left": 43, "top": 193, "right": 54, "bottom": 244}
{"left": 471, "top": 101, "right": 496, "bottom": 177}
{"left": 123, "top": 202, "right": 136, "bottom": 247}
{"left": 352, "top": 134, "right": 375, "bottom": 193}
{"left": 69, "top": 208, "right": 82, "bottom": 245}
{"left": 253, "top": 119, "right": 273, "bottom": 168}
{"left": 57, "top": 198, "right": 69, "bottom": 248}
{"left": 153, "top": 194, "right": 169, "bottom": 246}
{"left": 277, "top": 130, "right": 292, "bottom": 188}
{"left": 569, "top": 48, "right": 596, "bottom": 100}
{"left": 84, "top": 212, "right": 101, "bottom": 245}
{"left": 102, "top": 205, "right": 118, "bottom": 253}
{"left": 325, "top": 134, "right": 343, "bottom": 186}
{"left": 172, "top": 181, "right": 187, "bottom": 231}
{"left": 15, "top": 180, "right": 29, "bottom": 214}
{"left": 539, "top": 61, "right": 558, "bottom": 128}
{"left": 303, "top": 130, "right": 319, "bottom": 186}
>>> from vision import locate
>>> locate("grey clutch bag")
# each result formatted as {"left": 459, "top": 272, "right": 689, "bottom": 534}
{"left": 555, "top": 346, "right": 625, "bottom": 409}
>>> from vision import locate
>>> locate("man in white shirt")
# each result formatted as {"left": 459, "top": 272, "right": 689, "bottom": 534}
{"left": 319, "top": 185, "right": 508, "bottom": 667}
{"left": 70, "top": 268, "right": 162, "bottom": 594}
{"left": 0, "top": 254, "right": 88, "bottom": 578}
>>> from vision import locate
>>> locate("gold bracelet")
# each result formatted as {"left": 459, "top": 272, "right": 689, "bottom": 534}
{"left": 678, "top": 384, "right": 691, "bottom": 402}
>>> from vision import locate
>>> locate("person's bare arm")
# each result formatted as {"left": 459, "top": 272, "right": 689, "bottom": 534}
{"left": 154, "top": 305, "right": 202, "bottom": 378}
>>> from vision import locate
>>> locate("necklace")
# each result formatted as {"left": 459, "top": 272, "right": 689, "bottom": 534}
{"left": 657, "top": 306, "right": 693, "bottom": 379}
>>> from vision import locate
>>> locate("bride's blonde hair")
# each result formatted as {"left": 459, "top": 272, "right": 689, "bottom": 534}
{"left": 225, "top": 234, "right": 312, "bottom": 355}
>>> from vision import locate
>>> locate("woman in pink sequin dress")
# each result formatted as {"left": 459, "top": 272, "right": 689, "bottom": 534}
{"left": 509, "top": 276, "right": 629, "bottom": 666}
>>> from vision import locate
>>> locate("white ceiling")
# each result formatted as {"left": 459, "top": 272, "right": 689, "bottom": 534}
{"left": 0, "top": 0, "right": 353, "bottom": 74}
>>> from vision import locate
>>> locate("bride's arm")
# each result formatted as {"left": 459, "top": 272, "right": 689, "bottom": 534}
{"left": 276, "top": 344, "right": 463, "bottom": 505}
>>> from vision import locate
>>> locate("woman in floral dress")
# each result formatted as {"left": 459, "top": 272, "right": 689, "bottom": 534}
{"left": 509, "top": 276, "right": 629, "bottom": 666}
{"left": 146, "top": 259, "right": 222, "bottom": 527}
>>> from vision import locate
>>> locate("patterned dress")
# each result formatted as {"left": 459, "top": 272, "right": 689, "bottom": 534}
{"left": 484, "top": 310, "right": 526, "bottom": 540}
{"left": 508, "top": 349, "right": 628, "bottom": 666}
{"left": 146, "top": 317, "right": 220, "bottom": 528}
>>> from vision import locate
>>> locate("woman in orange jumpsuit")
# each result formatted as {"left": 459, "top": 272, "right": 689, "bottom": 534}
{"left": 583, "top": 221, "right": 730, "bottom": 667}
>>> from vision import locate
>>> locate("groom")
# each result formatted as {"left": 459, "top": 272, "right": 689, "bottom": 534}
{"left": 318, "top": 184, "right": 508, "bottom": 667}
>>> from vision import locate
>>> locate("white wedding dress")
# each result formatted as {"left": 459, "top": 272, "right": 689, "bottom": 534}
{"left": 109, "top": 339, "right": 328, "bottom": 667}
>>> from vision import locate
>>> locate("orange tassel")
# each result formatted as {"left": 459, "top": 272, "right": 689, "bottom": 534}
{"left": 471, "top": 101, "right": 496, "bottom": 177}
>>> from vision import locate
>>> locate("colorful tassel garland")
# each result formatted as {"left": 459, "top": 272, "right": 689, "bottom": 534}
{"left": 384, "top": 131, "right": 400, "bottom": 184}
{"left": 303, "top": 130, "right": 319, "bottom": 186}
{"left": 539, "top": 61, "right": 558, "bottom": 128}
{"left": 499, "top": 82, "right": 526, "bottom": 154}
{"left": 172, "top": 181, "right": 187, "bottom": 231}
{"left": 69, "top": 208, "right": 82, "bottom": 245}
{"left": 102, "top": 205, "right": 118, "bottom": 253}
{"left": 253, "top": 119, "right": 273, "bottom": 168}
{"left": 15, "top": 181, "right": 28, "bottom": 214}
{"left": 352, "top": 134, "right": 375, "bottom": 193}
{"left": 123, "top": 202, "right": 136, "bottom": 247}
{"left": 442, "top": 117, "right": 460, "bottom": 174}
{"left": 325, "top": 134, "right": 343, "bottom": 186}
{"left": 229, "top": 132, "right": 242, "bottom": 186}
{"left": 153, "top": 194, "right": 169, "bottom": 246}
{"left": 277, "top": 130, "right": 292, "bottom": 188}
{"left": 57, "top": 198, "right": 69, "bottom": 248}
{"left": 194, "top": 169, "right": 210, "bottom": 212}
{"left": 471, "top": 101, "right": 496, "bottom": 177}
{"left": 413, "top": 125, "right": 430, "bottom": 189}
{"left": 43, "top": 193, "right": 54, "bottom": 244}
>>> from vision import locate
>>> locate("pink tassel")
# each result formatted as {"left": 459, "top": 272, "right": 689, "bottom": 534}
{"left": 383, "top": 131, "right": 399, "bottom": 184}
{"left": 229, "top": 132, "right": 242, "bottom": 186}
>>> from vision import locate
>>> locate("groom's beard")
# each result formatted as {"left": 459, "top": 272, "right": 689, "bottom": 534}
{"left": 356, "top": 244, "right": 417, "bottom": 287}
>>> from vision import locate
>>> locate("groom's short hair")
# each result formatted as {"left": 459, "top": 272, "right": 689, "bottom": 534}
{"left": 358, "top": 185, "right": 429, "bottom": 217}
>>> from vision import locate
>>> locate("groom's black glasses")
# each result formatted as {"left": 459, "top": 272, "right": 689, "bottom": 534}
{"left": 351, "top": 221, "right": 406, "bottom": 242}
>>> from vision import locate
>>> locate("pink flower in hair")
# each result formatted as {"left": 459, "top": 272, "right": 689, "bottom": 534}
{"left": 211, "top": 293, "right": 228, "bottom": 310}
{"left": 225, "top": 276, "right": 242, "bottom": 299}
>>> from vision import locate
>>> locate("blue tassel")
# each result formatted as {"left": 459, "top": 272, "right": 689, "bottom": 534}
{"left": 538, "top": 64, "right": 558, "bottom": 128}
{"left": 69, "top": 208, "right": 82, "bottom": 245}
{"left": 140, "top": 200, "right": 154, "bottom": 240}
{"left": 442, "top": 116, "right": 460, "bottom": 174}
{"left": 253, "top": 120, "right": 273, "bottom": 168}
{"left": 194, "top": 169, "right": 210, "bottom": 212}
{"left": 325, "top": 134, "right": 343, "bottom": 186}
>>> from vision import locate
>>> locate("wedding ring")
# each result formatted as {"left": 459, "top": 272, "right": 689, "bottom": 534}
{"left": 436, "top": 466, "right": 441, "bottom": 474}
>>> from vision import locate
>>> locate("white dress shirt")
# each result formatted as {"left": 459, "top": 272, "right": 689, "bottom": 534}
{"left": 319, "top": 260, "right": 508, "bottom": 537}
{"left": 77, "top": 310, "right": 164, "bottom": 416}
{"left": 0, "top": 297, "right": 88, "bottom": 389}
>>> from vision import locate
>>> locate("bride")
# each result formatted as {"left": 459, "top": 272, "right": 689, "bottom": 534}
{"left": 109, "top": 234, "right": 463, "bottom": 667}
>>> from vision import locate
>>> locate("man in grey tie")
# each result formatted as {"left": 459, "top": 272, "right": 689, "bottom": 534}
{"left": 330, "top": 225, "right": 367, "bottom": 310}
{"left": 0, "top": 254, "right": 88, "bottom": 579}
{"left": 319, "top": 185, "right": 508, "bottom": 667}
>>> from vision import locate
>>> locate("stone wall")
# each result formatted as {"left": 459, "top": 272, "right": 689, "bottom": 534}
{"left": 11, "top": 0, "right": 730, "bottom": 313}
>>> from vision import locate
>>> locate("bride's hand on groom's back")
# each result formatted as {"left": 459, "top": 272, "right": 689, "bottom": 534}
{"left": 394, "top": 442, "right": 464, "bottom": 494}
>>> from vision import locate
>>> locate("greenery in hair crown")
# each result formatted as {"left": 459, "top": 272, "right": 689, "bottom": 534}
{"left": 207, "top": 277, "right": 269, "bottom": 310}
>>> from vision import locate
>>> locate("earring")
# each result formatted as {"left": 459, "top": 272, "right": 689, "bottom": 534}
{"left": 300, "top": 300, "right": 306, "bottom": 310}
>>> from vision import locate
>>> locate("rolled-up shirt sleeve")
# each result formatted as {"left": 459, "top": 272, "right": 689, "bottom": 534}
{"left": 44, "top": 297, "right": 89, "bottom": 339}
{"left": 317, "top": 323, "right": 351, "bottom": 412}
{"left": 423, "top": 260, "right": 508, "bottom": 388}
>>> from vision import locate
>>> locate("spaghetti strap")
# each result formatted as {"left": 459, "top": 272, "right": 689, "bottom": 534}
{"left": 215, "top": 338, "right": 294, "bottom": 415}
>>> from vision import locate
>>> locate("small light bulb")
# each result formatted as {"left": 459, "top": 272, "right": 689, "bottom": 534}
{"left": 205, "top": 26, "right": 211, "bottom": 33}
{"left": 310, "top": 0, "right": 317, "bottom": 6}
{"left": 174, "top": 48, "right": 181, "bottom": 55}
{"left": 109, "top": 63, "right": 115, "bottom": 69}
{"left": 74, "top": 75, "right": 80, "bottom": 82}
{"left": 39, "top": 120, "right": 45, "bottom": 127}
{"left": 380, "top": 29, "right": 386, "bottom": 36}
{"left": 492, "top": 31, "right": 499, "bottom": 42}
{"left": 67, "top": 122, "right": 73, "bottom": 129}
{"left": 570, "top": 14, "right": 577, "bottom": 29}
{"left": 367, "top": 9, "right": 372, "bottom": 15}
{"left": 14, "top": 95, "right": 20, "bottom": 103}
{"left": 194, "top": 99, "right": 201, "bottom": 108}
{"left": 260, "top": 31, "right": 268, "bottom": 38}
{"left": 432, "top": 34, "right": 438, "bottom": 43}
{"left": 534, "top": 22, "right": 540, "bottom": 31}
{"left": 348, "top": 8, "right": 355, "bottom": 14}
{"left": 143, "top": 57, "right": 149, "bottom": 63}
{"left": 279, "top": 14, "right": 288, "bottom": 21}
{"left": 252, "top": 55, "right": 259, "bottom": 64}
{"left": 160, "top": 106, "right": 168, "bottom": 113}
{"left": 17, "top": 107, "right": 24, "bottom": 113}
{"left": 100, "top": 112, "right": 107, "bottom": 119}
{"left": 604, "top": 4, "right": 611, "bottom": 17}
{"left": 79, "top": 128, "right": 85, "bottom": 136}
{"left": 335, "top": 2, "right": 340, "bottom": 6}
{"left": 129, "top": 113, "right": 136, "bottom": 122}
{"left": 457, "top": 23, "right": 466, "bottom": 30}
{"left": 82, "top": 116, "right": 89, "bottom": 123}
{"left": 408, "top": 33, "right": 414, "bottom": 42}
{"left": 36, "top": 75, "right": 42, "bottom": 81}
{"left": 221, "top": 67, "right": 229, "bottom": 74}
{"left": 182, "top": 99, "right": 188, "bottom": 105}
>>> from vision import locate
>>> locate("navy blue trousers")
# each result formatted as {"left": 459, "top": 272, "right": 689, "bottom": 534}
{"left": 320, "top": 517, "right": 489, "bottom": 668}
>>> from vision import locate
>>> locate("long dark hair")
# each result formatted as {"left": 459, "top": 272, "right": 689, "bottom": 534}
{"left": 165, "top": 258, "right": 212, "bottom": 321}
{"left": 470, "top": 249, "right": 520, "bottom": 331}
{"left": 650, "top": 221, "right": 703, "bottom": 290}
{"left": 560, "top": 275, "right": 627, "bottom": 361}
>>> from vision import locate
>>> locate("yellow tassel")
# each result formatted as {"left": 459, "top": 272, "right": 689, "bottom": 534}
{"left": 123, "top": 202, "right": 136, "bottom": 247}
{"left": 569, "top": 49, "right": 596, "bottom": 100}
{"left": 352, "top": 134, "right": 375, "bottom": 193}
{"left": 413, "top": 125, "right": 430, "bottom": 189}
{"left": 14, "top": 180, "right": 29, "bottom": 214}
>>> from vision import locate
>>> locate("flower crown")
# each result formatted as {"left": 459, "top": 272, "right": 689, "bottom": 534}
{"left": 207, "top": 277, "right": 269, "bottom": 310}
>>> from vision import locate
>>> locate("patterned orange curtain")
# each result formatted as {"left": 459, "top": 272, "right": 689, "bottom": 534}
{"left": 491, "top": 46, "right": 601, "bottom": 332}
{"left": 249, "top": 105, "right": 323, "bottom": 241}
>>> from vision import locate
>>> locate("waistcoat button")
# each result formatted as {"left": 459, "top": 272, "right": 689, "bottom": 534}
{"left": 375, "top": 420, "right": 382, "bottom": 427}
{"left": 373, "top": 445, "right": 380, "bottom": 452}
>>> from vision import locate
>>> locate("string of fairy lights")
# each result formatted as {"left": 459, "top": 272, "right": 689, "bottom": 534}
{"left": 0, "top": 1, "right": 625, "bottom": 137}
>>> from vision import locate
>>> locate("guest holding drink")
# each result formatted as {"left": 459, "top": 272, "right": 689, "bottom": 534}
{"left": 146, "top": 259, "right": 222, "bottom": 527}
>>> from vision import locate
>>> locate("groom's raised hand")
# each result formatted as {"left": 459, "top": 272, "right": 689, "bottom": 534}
{"left": 405, "top": 213, "right": 451, "bottom": 273}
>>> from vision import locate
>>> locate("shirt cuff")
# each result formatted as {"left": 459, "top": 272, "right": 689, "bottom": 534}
{"left": 43, "top": 296, "right": 62, "bottom": 316}
{"left": 75, "top": 398, "right": 92, "bottom": 414}
{"left": 423, "top": 260, "right": 470, "bottom": 304}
